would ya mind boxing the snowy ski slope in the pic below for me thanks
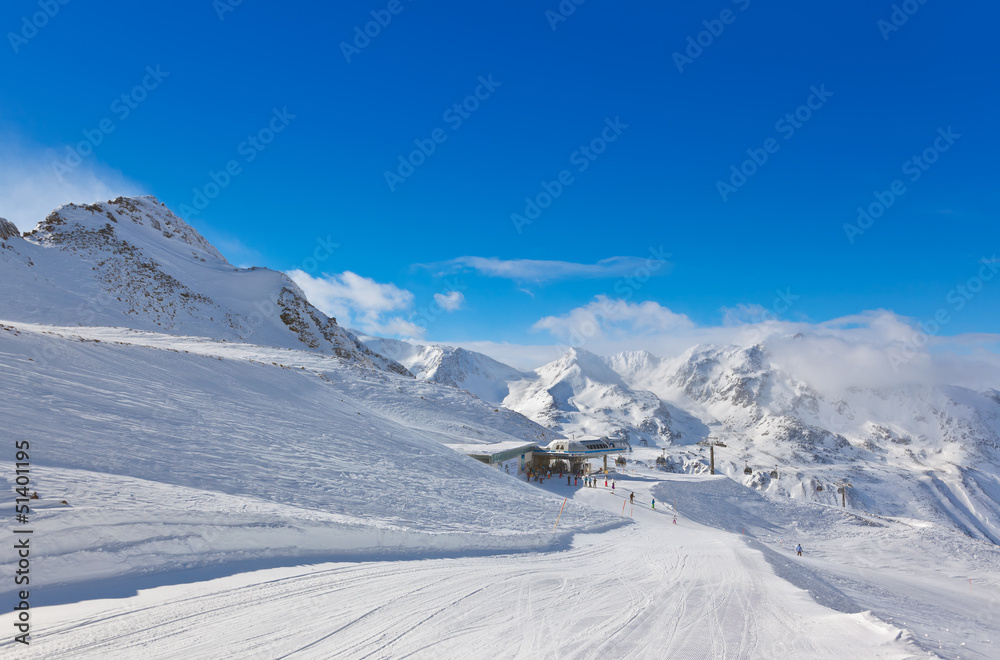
[6,468,979,659]
[0,321,618,598]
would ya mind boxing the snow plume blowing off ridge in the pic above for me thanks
[527,296,1000,396]
[0,134,146,232]
[761,314,1000,396]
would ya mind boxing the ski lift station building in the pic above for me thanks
[531,435,631,474]
[448,435,631,476]
[445,441,536,477]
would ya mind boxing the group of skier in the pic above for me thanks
[581,474,610,488]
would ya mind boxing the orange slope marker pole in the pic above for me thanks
[622,499,627,517]
[553,497,568,531]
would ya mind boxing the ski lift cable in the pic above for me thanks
[692,443,790,479]
[697,442,790,470]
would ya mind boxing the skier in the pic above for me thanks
[629,492,634,504]
[611,481,615,494]
[567,475,571,486]
[796,544,802,557]
[605,477,608,487]
[651,498,655,509]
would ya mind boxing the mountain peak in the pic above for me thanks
[27,196,227,265]
[2,196,410,375]
[605,349,662,380]
[545,346,625,385]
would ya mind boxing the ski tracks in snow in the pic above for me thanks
[7,486,917,659]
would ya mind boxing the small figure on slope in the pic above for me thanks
[796,543,803,557]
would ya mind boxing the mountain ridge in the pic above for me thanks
[1,195,410,375]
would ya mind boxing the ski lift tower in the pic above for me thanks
[835,480,853,508]
[697,438,727,475]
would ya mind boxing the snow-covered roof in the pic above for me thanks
[447,441,537,464]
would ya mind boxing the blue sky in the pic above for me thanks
[1,0,998,364]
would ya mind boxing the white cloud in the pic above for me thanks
[533,296,696,346]
[764,311,1000,393]
[417,253,672,282]
[0,131,145,231]
[433,290,465,312]
[720,303,769,327]
[287,270,424,338]
[524,298,1000,392]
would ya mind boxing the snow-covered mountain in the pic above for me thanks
[362,330,1000,543]
[1,196,409,375]
[363,338,679,447]
[358,334,528,403]
[503,347,675,447]
[615,341,1000,469]
[606,341,1000,542]
[1,196,612,590]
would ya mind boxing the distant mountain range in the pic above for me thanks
[360,333,1000,543]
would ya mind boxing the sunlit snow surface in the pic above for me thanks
[1,325,998,658]
[1,197,998,657]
